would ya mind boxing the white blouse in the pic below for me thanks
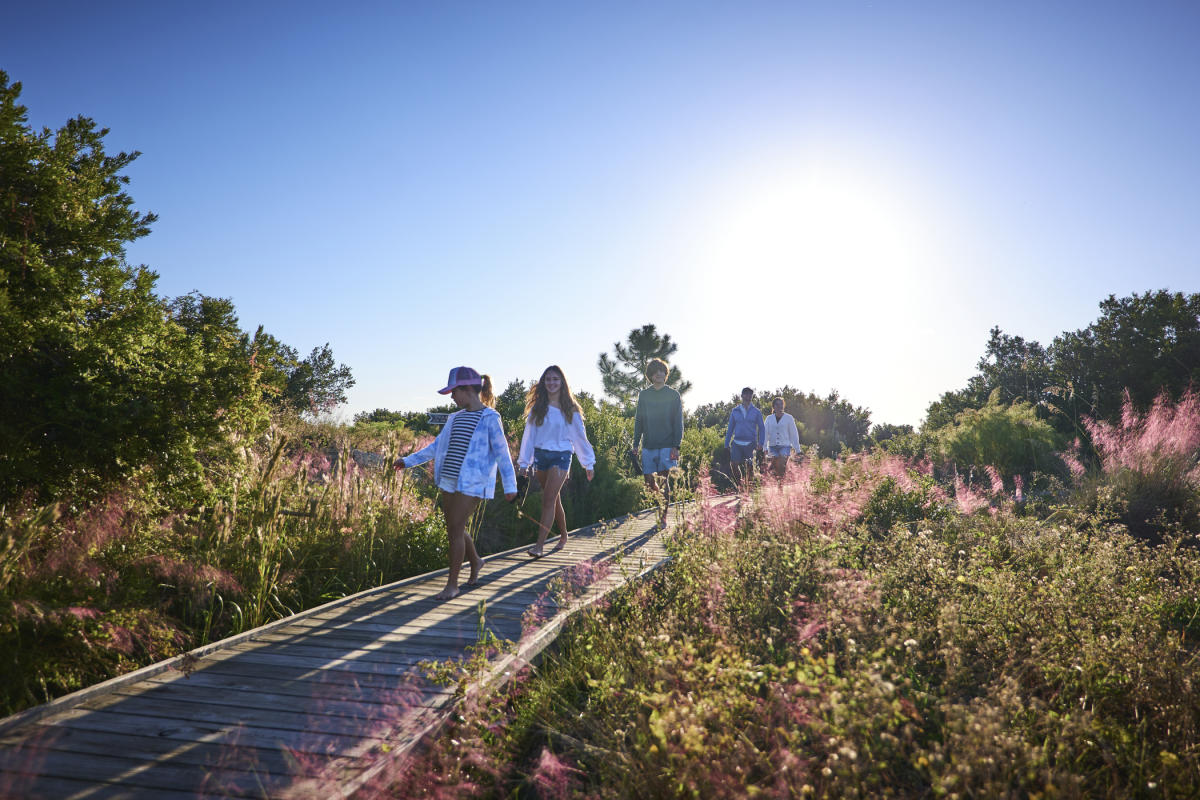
[517,405,597,469]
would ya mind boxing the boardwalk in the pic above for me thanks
[0,507,684,799]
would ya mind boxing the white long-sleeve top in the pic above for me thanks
[517,405,597,469]
[764,411,801,452]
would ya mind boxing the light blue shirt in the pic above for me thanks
[725,404,766,448]
[403,407,517,498]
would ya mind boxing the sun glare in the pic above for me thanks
[697,162,931,303]
[677,155,949,424]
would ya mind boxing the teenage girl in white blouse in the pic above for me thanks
[517,365,596,557]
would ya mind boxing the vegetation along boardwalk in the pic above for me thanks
[0,504,699,799]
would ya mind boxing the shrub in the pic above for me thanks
[936,390,1064,483]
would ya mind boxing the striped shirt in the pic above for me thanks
[440,409,484,491]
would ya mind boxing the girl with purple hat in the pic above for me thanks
[394,366,517,601]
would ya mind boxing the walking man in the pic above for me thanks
[725,387,765,485]
[632,358,683,525]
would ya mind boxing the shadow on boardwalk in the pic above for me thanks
[0,508,677,799]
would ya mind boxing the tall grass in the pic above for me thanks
[385,420,1200,797]
[0,422,448,716]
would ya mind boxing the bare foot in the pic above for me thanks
[550,537,567,552]
[527,548,544,559]
[433,586,460,601]
[466,556,483,585]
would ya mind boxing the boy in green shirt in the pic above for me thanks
[632,358,683,524]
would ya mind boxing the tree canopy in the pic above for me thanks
[923,290,1200,439]
[597,324,692,409]
[0,73,351,505]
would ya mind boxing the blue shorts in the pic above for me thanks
[768,445,793,458]
[641,447,677,475]
[730,442,757,464]
[534,448,572,472]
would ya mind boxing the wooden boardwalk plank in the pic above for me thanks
[0,507,685,799]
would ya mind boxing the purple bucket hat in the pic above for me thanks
[437,366,482,394]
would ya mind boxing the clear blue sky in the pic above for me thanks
[5,1,1198,427]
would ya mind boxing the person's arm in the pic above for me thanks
[488,413,518,496]
[398,423,444,468]
[671,392,683,452]
[788,416,801,452]
[632,394,644,450]
[517,415,536,470]
[569,413,597,477]
[724,408,735,449]
[756,410,766,448]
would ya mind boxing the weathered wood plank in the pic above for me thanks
[0,772,233,800]
[137,668,455,708]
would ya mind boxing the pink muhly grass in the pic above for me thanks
[984,465,1005,496]
[64,605,101,621]
[1058,442,1087,478]
[521,588,556,642]
[700,573,728,636]
[529,747,583,799]
[790,597,825,647]
[144,555,244,600]
[1013,474,1025,503]
[1085,389,1200,478]
[99,620,137,655]
[38,493,136,582]
[953,473,992,515]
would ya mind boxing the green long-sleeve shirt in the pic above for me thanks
[633,385,683,450]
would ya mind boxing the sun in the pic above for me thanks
[691,157,936,306]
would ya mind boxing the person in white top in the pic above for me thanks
[764,396,801,479]
[517,365,596,557]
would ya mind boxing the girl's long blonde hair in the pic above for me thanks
[524,365,581,425]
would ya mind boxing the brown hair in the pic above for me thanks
[646,358,669,380]
[524,365,582,425]
[773,396,785,407]
[463,374,495,408]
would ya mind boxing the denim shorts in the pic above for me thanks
[534,448,572,472]
[641,447,677,475]
[768,445,793,458]
[730,442,757,464]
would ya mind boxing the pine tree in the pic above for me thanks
[597,324,691,408]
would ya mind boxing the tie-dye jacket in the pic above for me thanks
[402,407,517,498]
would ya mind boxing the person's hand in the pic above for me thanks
[669,448,680,460]
[505,491,518,503]
[585,468,594,481]
[393,458,407,472]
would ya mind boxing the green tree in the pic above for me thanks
[0,73,267,504]
[495,378,530,430]
[1049,290,1200,429]
[597,324,692,409]
[936,391,1062,481]
[923,327,1053,431]
[282,343,354,414]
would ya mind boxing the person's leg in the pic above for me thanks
[730,444,748,487]
[531,467,569,555]
[438,492,481,600]
[657,468,672,524]
[552,493,568,550]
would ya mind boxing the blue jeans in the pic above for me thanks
[534,448,572,472]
